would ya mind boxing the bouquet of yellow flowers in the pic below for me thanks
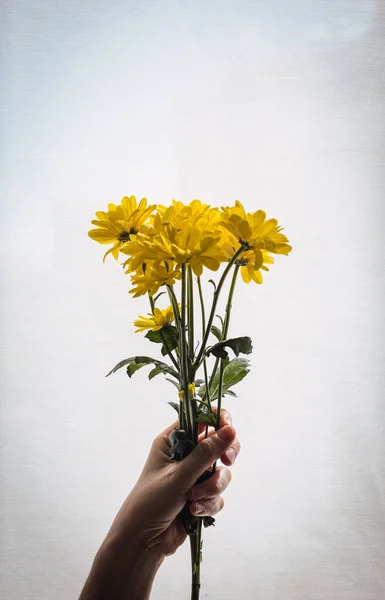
[89,196,291,599]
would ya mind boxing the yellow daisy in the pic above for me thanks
[129,261,182,298]
[133,305,176,333]
[88,196,156,261]
[237,249,275,284]
[220,200,292,256]
[122,200,227,276]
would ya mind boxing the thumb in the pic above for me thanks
[174,425,236,489]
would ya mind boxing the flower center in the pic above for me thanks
[236,257,249,266]
[238,238,251,250]
[119,227,137,242]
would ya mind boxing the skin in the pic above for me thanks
[79,408,241,600]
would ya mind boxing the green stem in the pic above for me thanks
[187,266,195,364]
[222,264,240,339]
[216,360,226,428]
[189,520,203,600]
[187,267,198,443]
[207,263,241,393]
[211,360,225,476]
[166,284,184,429]
[194,245,246,369]
[166,284,181,328]
[149,295,179,371]
[212,264,240,474]
[181,264,194,438]
[197,276,213,438]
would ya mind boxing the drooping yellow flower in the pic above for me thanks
[220,201,292,256]
[218,201,292,284]
[129,261,182,298]
[121,200,227,276]
[237,249,275,284]
[133,304,176,333]
[88,196,156,261]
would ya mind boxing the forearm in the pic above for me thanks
[79,536,164,600]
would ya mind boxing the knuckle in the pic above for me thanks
[212,478,222,496]
[210,497,224,515]
[221,408,231,421]
[198,437,215,460]
[151,435,160,450]
[225,468,232,485]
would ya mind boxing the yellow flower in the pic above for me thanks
[122,200,227,276]
[129,261,182,298]
[218,201,292,284]
[237,249,275,284]
[88,196,156,261]
[220,201,292,256]
[133,304,176,333]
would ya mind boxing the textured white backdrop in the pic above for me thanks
[1,1,385,599]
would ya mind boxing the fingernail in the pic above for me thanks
[226,448,236,464]
[218,425,234,441]
[194,503,205,515]
[225,414,232,425]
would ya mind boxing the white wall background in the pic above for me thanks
[1,1,384,599]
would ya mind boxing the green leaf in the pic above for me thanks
[203,516,215,528]
[224,389,237,397]
[194,379,204,387]
[168,401,180,414]
[196,412,217,427]
[166,377,180,390]
[145,325,179,355]
[197,357,250,401]
[148,366,166,380]
[106,356,180,381]
[127,362,148,378]
[210,325,223,341]
[216,314,224,329]
[206,336,253,359]
[220,357,250,390]
[169,429,194,460]
[106,358,136,377]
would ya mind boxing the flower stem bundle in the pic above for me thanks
[89,196,292,599]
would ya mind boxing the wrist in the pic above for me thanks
[80,533,164,600]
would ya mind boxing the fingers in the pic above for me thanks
[188,466,231,517]
[152,409,240,475]
[190,496,225,517]
[188,466,231,502]
[220,436,241,466]
[173,425,237,490]
[197,433,240,466]
[198,409,241,466]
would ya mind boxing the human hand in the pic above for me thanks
[105,407,241,558]
[79,408,240,600]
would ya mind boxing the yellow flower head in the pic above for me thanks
[129,261,182,298]
[237,249,275,284]
[88,196,156,261]
[122,200,227,276]
[133,304,176,333]
[220,201,292,256]
[219,201,292,284]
